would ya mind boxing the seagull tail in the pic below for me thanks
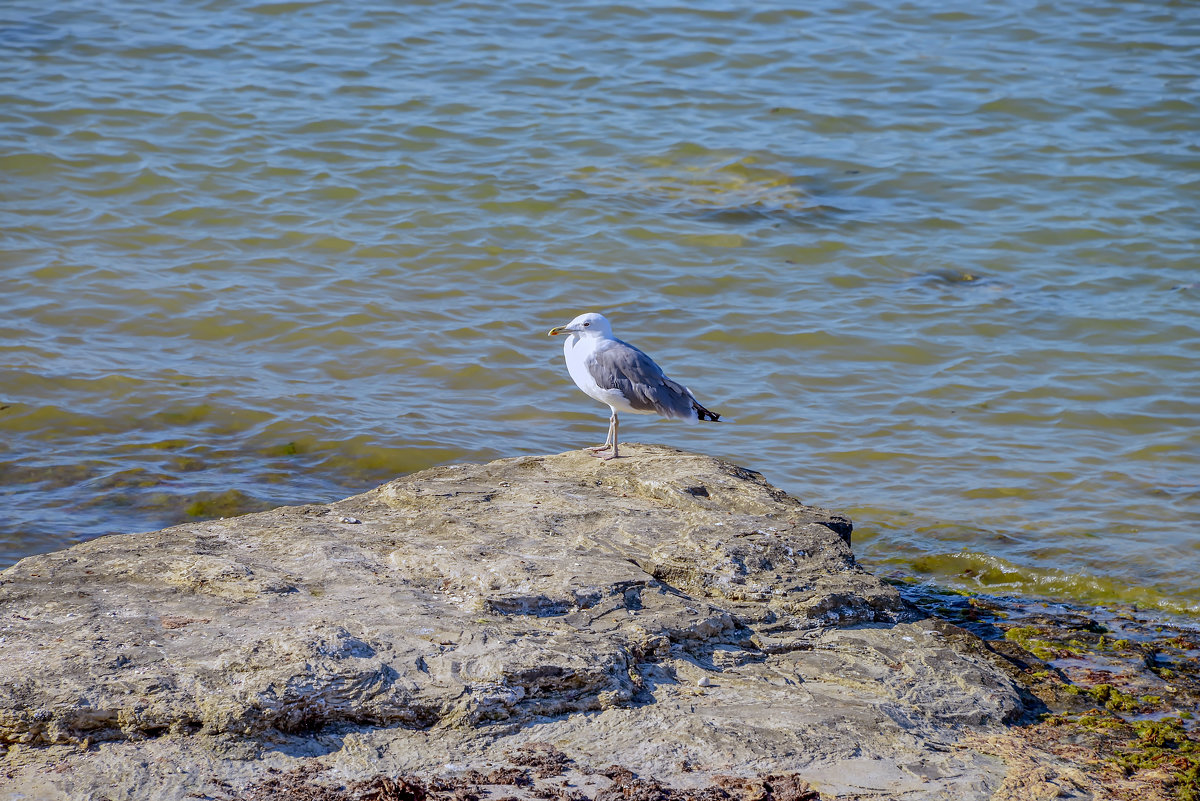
[693,402,721,423]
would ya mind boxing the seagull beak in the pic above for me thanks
[548,325,569,336]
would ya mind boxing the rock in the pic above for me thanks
[0,445,1031,800]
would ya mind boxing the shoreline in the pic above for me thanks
[896,581,1200,801]
[6,497,1199,628]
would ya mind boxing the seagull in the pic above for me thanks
[547,312,720,460]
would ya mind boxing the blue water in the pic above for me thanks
[1,0,1198,616]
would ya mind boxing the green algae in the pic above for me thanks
[1040,712,1199,799]
[901,585,1200,800]
[1119,717,1200,801]
[1003,625,1071,661]
[184,489,271,518]
[1089,683,1156,714]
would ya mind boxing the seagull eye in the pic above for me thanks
[583,322,590,326]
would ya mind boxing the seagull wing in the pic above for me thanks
[587,339,697,420]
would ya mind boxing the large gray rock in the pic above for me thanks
[0,445,1034,800]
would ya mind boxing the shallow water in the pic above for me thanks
[2,0,1198,617]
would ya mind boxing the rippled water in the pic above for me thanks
[2,0,1198,617]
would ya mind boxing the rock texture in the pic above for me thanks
[1,445,1035,800]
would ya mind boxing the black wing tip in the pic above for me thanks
[694,404,721,422]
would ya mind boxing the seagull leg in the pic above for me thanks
[600,413,620,461]
[588,412,619,455]
[585,417,614,453]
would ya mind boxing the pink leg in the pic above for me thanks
[588,412,618,458]
[598,413,620,461]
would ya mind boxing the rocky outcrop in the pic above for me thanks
[1,445,1035,800]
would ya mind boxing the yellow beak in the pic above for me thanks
[548,325,569,336]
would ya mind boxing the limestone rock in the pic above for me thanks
[0,445,1031,800]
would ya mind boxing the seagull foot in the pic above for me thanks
[586,445,612,454]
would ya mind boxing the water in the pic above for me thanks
[2,0,1198,618]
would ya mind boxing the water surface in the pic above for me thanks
[2,0,1198,617]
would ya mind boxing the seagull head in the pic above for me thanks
[548,312,612,338]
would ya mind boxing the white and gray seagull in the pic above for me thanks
[547,312,720,460]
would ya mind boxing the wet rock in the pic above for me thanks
[0,445,1030,799]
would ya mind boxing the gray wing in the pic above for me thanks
[587,339,696,419]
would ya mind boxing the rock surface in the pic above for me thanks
[1,445,1038,800]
